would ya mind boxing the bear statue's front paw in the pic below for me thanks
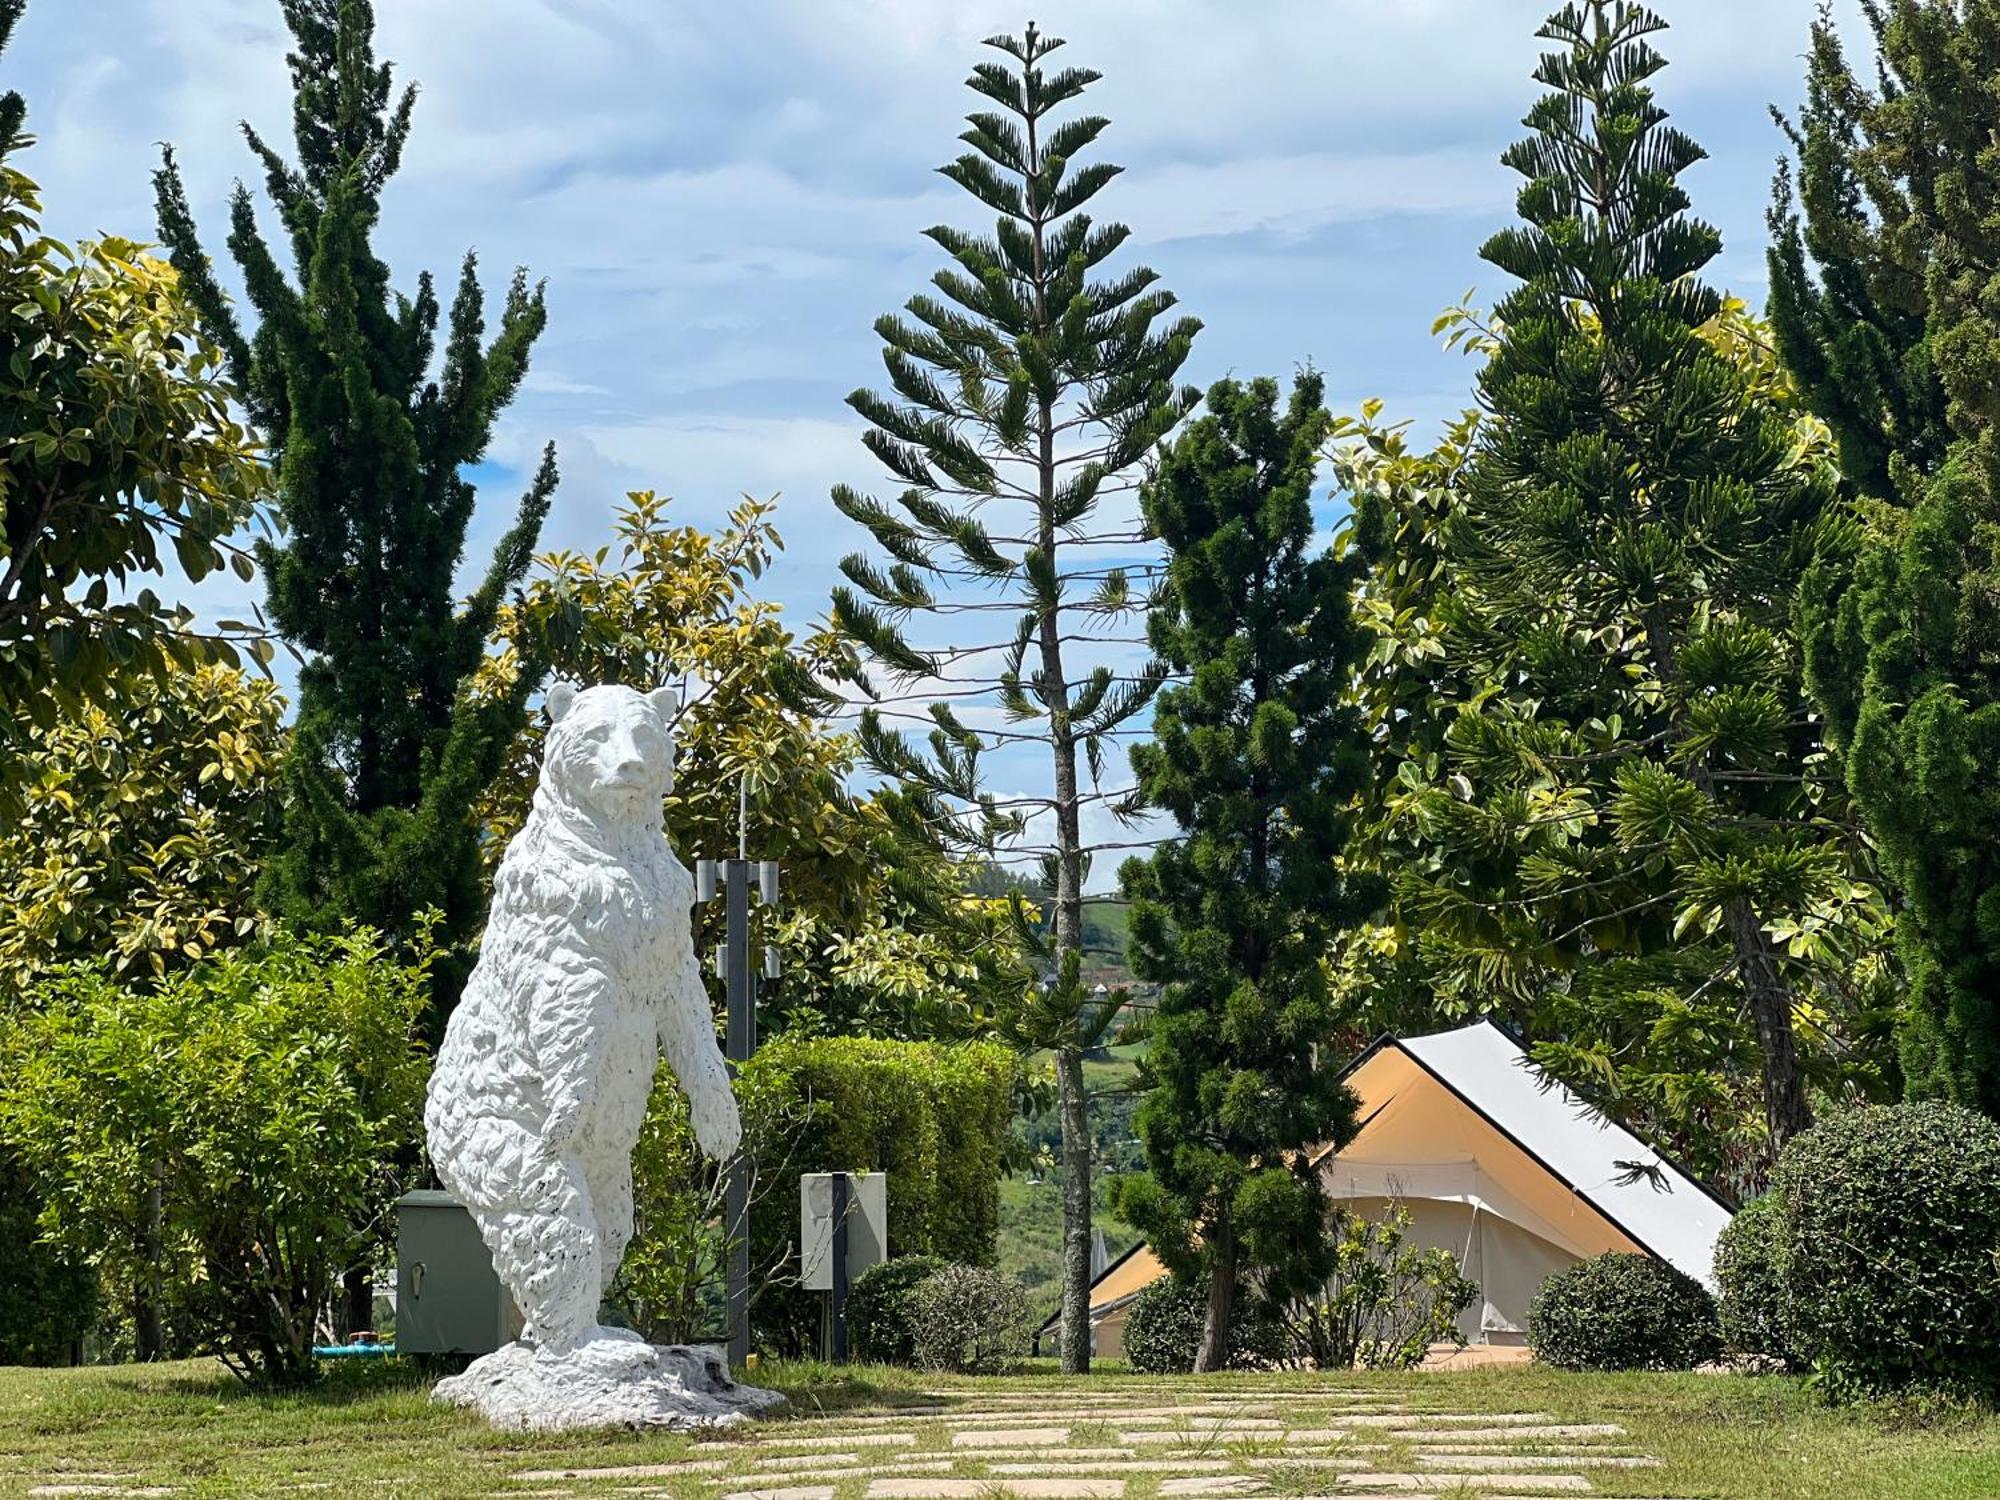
[693,1095,742,1162]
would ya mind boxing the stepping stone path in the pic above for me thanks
[503,1383,1690,1500]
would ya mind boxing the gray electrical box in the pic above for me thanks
[800,1171,888,1290]
[394,1190,522,1355]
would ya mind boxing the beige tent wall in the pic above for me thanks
[1067,1038,1659,1355]
[1330,1193,1577,1342]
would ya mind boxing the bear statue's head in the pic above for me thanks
[540,681,680,824]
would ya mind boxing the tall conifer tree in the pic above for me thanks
[832,23,1200,1373]
[1778,1,2000,1116]
[1405,1,1854,1162]
[1116,373,1379,1371]
[154,0,556,1003]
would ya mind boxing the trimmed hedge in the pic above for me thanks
[745,1037,1018,1355]
[1713,1193,1797,1369]
[1770,1101,2000,1398]
[848,1254,946,1366]
[1527,1253,1721,1372]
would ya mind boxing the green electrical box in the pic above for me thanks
[394,1190,522,1355]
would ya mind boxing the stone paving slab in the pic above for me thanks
[1157,1478,1267,1496]
[896,1449,1140,1462]
[719,1465,954,1486]
[718,1488,837,1500]
[1414,1452,1660,1470]
[1390,1424,1624,1442]
[1335,1477,1591,1493]
[518,1464,707,1482]
[952,1427,1072,1447]
[1335,1413,1549,1429]
[989,1460,1239,1475]
[1119,1422,1291,1440]
[865,1481,1128,1499]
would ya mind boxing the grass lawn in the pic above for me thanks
[2,1358,1998,1499]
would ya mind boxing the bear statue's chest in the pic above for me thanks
[583,849,691,984]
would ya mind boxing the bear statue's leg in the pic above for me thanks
[585,1149,636,1298]
[444,1116,604,1357]
[503,1152,604,1355]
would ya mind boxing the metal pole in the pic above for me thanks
[724,855,754,1369]
[831,1171,850,1364]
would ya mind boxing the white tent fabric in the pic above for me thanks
[1395,1021,1732,1287]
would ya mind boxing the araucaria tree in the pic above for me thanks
[830,24,1200,1373]
[153,0,556,1001]
[1116,373,1380,1373]
[1405,2,1854,1163]
[1776,1,2000,1117]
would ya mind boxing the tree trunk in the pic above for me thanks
[1195,1213,1236,1373]
[339,1264,374,1339]
[1055,1042,1093,1374]
[134,1173,164,1362]
[1723,895,1812,1149]
[1643,603,1813,1153]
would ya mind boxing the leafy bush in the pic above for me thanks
[1713,1194,1798,1369]
[612,1064,802,1346]
[905,1264,1032,1374]
[848,1254,947,1366]
[1123,1275,1207,1374]
[1770,1101,2000,1399]
[0,1154,94,1365]
[1268,1204,1478,1370]
[1121,1273,1284,1373]
[0,928,431,1386]
[737,1037,1018,1355]
[1527,1253,1721,1372]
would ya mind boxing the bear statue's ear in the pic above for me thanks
[545,681,579,724]
[648,684,680,722]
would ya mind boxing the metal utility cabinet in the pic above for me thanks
[394,1190,522,1355]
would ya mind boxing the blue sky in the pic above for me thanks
[16,1,1860,887]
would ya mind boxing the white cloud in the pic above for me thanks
[10,0,1856,847]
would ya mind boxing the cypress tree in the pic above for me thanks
[1116,372,1379,1372]
[1407,1,1854,1162]
[153,0,556,1003]
[1766,7,1948,501]
[1781,1,2000,1116]
[831,23,1200,1373]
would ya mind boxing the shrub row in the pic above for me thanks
[1718,1101,2000,1399]
[849,1257,1032,1372]
[1525,1099,2000,1399]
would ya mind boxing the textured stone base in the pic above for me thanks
[432,1327,786,1432]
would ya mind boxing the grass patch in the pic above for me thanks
[0,1359,1995,1498]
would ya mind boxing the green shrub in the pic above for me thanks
[0,1153,94,1365]
[905,1264,1032,1373]
[1713,1194,1798,1369]
[1267,1204,1478,1370]
[741,1037,1018,1355]
[1122,1275,1206,1374]
[612,1063,803,1346]
[1527,1253,1721,1372]
[848,1254,947,1366]
[1120,1273,1284,1373]
[0,928,431,1386]
[1771,1101,2000,1398]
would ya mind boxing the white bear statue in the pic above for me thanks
[423,681,782,1431]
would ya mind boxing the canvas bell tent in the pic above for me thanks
[1050,1020,1734,1359]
